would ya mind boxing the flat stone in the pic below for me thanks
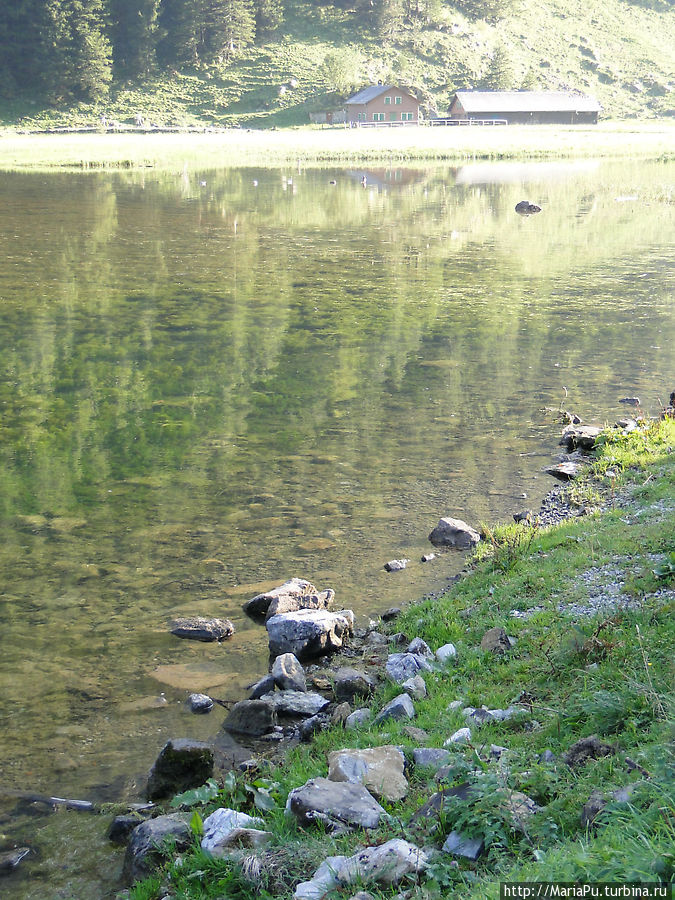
[373,693,415,725]
[272,653,307,692]
[170,616,234,642]
[384,559,408,572]
[266,589,335,622]
[286,777,387,830]
[545,461,582,480]
[480,627,513,654]
[328,746,408,802]
[442,830,484,860]
[259,691,330,717]
[560,425,602,451]
[223,699,277,736]
[201,807,265,855]
[428,516,481,549]
[146,739,214,801]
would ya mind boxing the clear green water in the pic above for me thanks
[0,159,673,896]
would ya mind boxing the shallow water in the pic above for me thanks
[0,158,673,896]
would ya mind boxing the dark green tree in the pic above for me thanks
[254,0,283,41]
[109,0,159,75]
[199,0,255,62]
[481,41,515,89]
[49,0,113,101]
[156,0,200,66]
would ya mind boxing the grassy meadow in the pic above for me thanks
[118,417,675,900]
[0,121,674,171]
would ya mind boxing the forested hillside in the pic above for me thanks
[0,0,672,127]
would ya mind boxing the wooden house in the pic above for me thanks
[345,85,420,126]
[448,91,602,124]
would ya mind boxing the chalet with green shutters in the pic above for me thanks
[345,85,419,125]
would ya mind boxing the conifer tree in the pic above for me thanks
[109,0,159,75]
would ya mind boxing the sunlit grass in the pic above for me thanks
[0,122,673,171]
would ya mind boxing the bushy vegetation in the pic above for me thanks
[124,418,675,900]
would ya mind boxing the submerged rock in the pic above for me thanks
[146,738,214,801]
[170,616,234,642]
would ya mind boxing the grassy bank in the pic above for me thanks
[123,416,675,900]
[0,122,674,172]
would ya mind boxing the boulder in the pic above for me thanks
[123,813,192,882]
[248,673,276,699]
[406,637,433,658]
[243,578,316,620]
[445,727,471,745]
[337,839,428,886]
[272,653,307,692]
[259,691,330,717]
[266,589,335,622]
[332,667,376,702]
[328,746,408,802]
[385,652,432,684]
[146,739,214,801]
[373,693,415,725]
[346,708,372,729]
[545,461,582,480]
[0,847,30,873]
[412,747,452,771]
[170,616,234,642]
[223,699,277,736]
[442,831,484,860]
[286,777,387,830]
[267,609,353,660]
[384,559,408,572]
[428,517,480,549]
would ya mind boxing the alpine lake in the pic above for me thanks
[0,156,673,897]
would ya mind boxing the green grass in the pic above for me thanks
[0,121,674,172]
[124,418,675,900]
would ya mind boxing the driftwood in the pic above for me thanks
[0,788,95,812]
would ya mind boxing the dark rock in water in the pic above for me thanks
[513,510,533,523]
[560,424,602,451]
[564,735,616,769]
[123,813,192,883]
[248,674,276,700]
[108,814,144,845]
[170,616,234,642]
[242,578,316,620]
[146,738,214,801]
[0,847,30,873]
[223,699,277,736]
[515,200,542,216]
[429,516,480,549]
[619,396,640,406]
[187,693,214,714]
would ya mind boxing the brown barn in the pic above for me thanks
[448,91,602,124]
[345,85,420,125]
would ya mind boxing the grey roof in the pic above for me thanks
[346,84,416,105]
[452,91,602,113]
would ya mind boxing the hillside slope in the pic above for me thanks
[4,0,673,129]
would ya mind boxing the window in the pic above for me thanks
[384,96,391,105]
[395,96,402,105]
[401,112,414,121]
[373,112,385,121]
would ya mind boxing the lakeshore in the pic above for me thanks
[0,122,674,171]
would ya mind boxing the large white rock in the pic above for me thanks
[201,808,264,854]
[337,839,428,886]
[327,746,408,802]
[267,609,353,660]
[294,855,348,900]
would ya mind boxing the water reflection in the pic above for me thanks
[0,160,672,821]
